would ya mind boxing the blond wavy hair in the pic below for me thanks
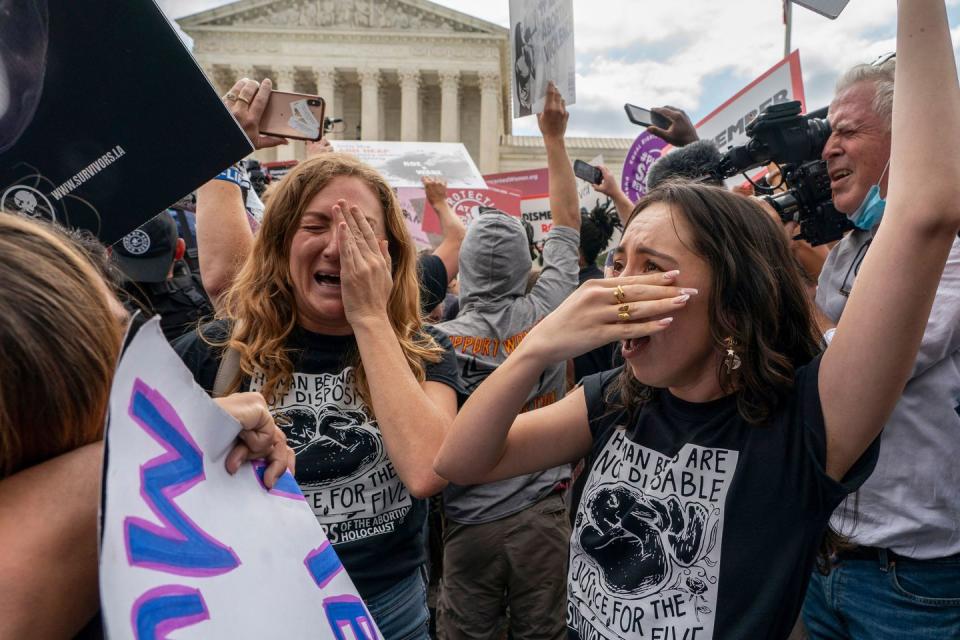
[0,214,123,477]
[216,153,442,410]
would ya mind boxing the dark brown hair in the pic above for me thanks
[0,214,123,477]
[610,179,822,423]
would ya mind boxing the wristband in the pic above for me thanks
[213,164,250,190]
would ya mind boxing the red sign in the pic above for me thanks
[422,184,522,233]
[483,168,549,198]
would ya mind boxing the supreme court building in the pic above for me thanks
[178,0,632,176]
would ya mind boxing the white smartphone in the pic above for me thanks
[790,0,850,20]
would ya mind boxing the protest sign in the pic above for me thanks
[395,187,433,249]
[0,0,252,244]
[621,133,668,202]
[486,167,553,243]
[695,51,806,152]
[422,185,523,234]
[485,167,549,199]
[99,318,379,639]
[330,140,486,189]
[509,0,576,117]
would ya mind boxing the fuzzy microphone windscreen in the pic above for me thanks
[646,140,723,191]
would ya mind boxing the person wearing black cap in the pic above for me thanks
[113,211,213,343]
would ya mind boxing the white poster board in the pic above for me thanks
[99,318,379,639]
[329,140,486,189]
[395,187,433,250]
[509,0,576,117]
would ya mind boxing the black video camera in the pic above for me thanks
[712,100,852,246]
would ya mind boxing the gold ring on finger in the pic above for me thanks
[236,96,251,105]
[617,311,631,322]
[613,285,626,304]
[224,92,238,101]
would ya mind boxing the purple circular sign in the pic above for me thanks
[621,132,667,202]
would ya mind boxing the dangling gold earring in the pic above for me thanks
[723,337,741,374]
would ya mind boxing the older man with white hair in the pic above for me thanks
[802,53,960,638]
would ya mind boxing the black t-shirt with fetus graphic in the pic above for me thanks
[567,356,880,640]
[173,321,460,600]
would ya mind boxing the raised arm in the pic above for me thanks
[423,176,465,282]
[196,178,252,304]
[648,106,699,147]
[435,273,689,483]
[539,82,581,232]
[336,203,456,498]
[199,78,287,303]
[819,0,960,480]
[594,165,635,226]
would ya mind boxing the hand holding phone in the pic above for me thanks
[222,77,288,150]
[574,159,603,185]
[259,91,326,141]
[624,104,671,129]
[626,104,699,147]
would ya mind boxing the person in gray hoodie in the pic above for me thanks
[434,82,581,640]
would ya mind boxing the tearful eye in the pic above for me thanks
[643,260,662,273]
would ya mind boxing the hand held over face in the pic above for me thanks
[334,200,393,327]
[518,271,696,365]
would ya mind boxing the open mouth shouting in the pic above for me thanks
[314,271,341,288]
[621,336,650,359]
[829,168,852,189]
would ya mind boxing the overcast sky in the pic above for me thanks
[159,0,960,139]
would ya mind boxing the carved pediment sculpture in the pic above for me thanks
[182,0,499,34]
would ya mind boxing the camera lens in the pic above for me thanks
[309,99,320,106]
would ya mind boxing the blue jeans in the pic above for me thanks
[803,548,960,639]
[365,566,430,640]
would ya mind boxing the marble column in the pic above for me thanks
[202,65,223,94]
[399,69,421,142]
[358,68,381,141]
[439,71,461,143]
[273,67,297,161]
[479,72,501,173]
[233,65,258,83]
[313,68,338,139]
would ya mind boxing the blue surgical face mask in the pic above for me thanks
[849,161,890,231]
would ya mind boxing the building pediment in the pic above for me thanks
[178,0,507,35]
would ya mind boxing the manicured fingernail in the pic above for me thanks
[673,294,690,304]
[658,317,674,326]
[679,288,699,296]
[663,270,680,280]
